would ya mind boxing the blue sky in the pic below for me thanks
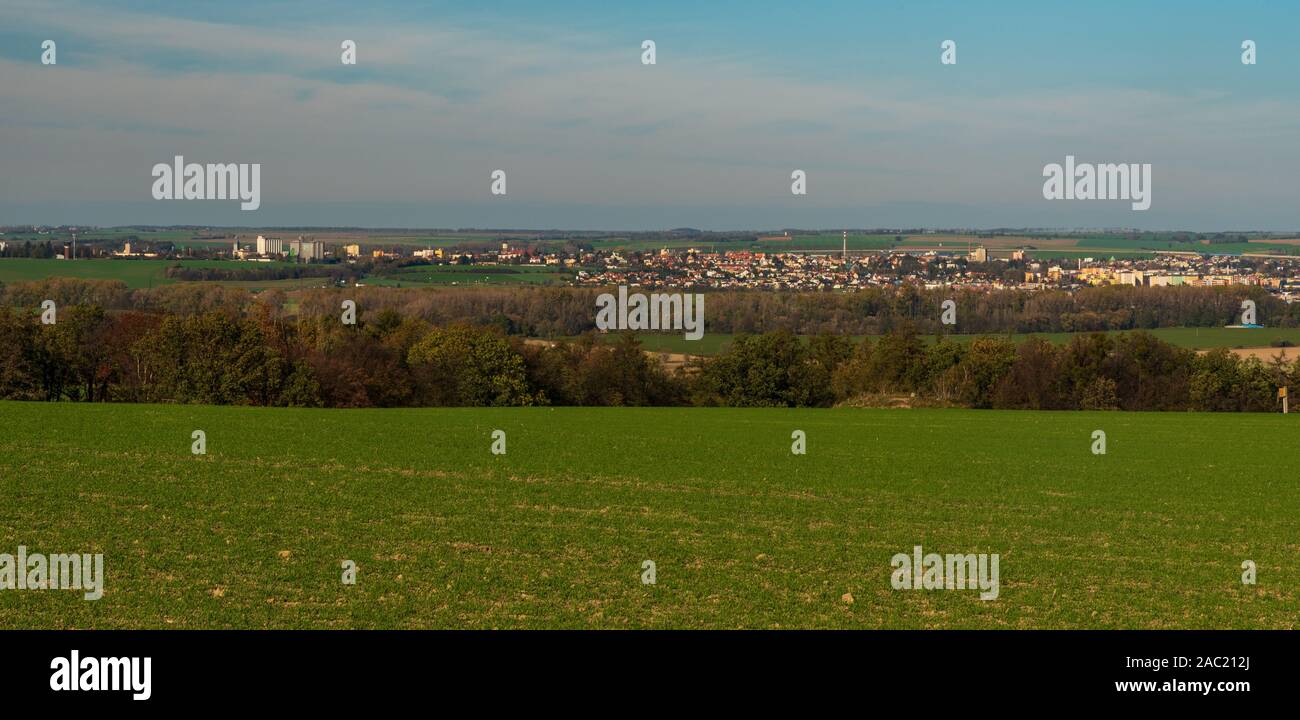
[1,0,1297,230]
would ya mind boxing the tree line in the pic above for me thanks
[6,279,1298,338]
[1,302,1294,412]
[713,327,1295,412]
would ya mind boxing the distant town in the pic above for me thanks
[2,226,1298,301]
[573,246,1299,300]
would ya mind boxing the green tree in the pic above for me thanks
[699,331,831,407]
[947,337,1017,408]
[408,325,536,406]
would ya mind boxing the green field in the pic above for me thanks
[621,326,1300,356]
[0,258,180,289]
[0,258,309,290]
[1,402,1295,629]
[0,257,571,290]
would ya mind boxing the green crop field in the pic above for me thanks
[0,258,308,290]
[0,258,180,289]
[1,402,1294,629]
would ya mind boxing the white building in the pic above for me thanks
[256,235,283,256]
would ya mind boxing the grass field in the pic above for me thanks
[0,258,308,290]
[0,256,564,290]
[0,402,1295,629]
[0,258,180,289]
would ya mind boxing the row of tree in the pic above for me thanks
[0,304,679,408]
[292,284,1300,336]
[1,303,1295,412]
[6,279,1299,338]
[706,328,1294,412]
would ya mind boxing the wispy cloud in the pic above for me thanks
[2,0,1298,229]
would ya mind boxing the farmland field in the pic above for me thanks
[0,402,1295,629]
[0,258,181,289]
[0,258,308,290]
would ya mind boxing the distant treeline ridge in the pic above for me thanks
[3,278,1297,337]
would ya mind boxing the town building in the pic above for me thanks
[256,235,283,256]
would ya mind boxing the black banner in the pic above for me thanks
[0,630,1284,708]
